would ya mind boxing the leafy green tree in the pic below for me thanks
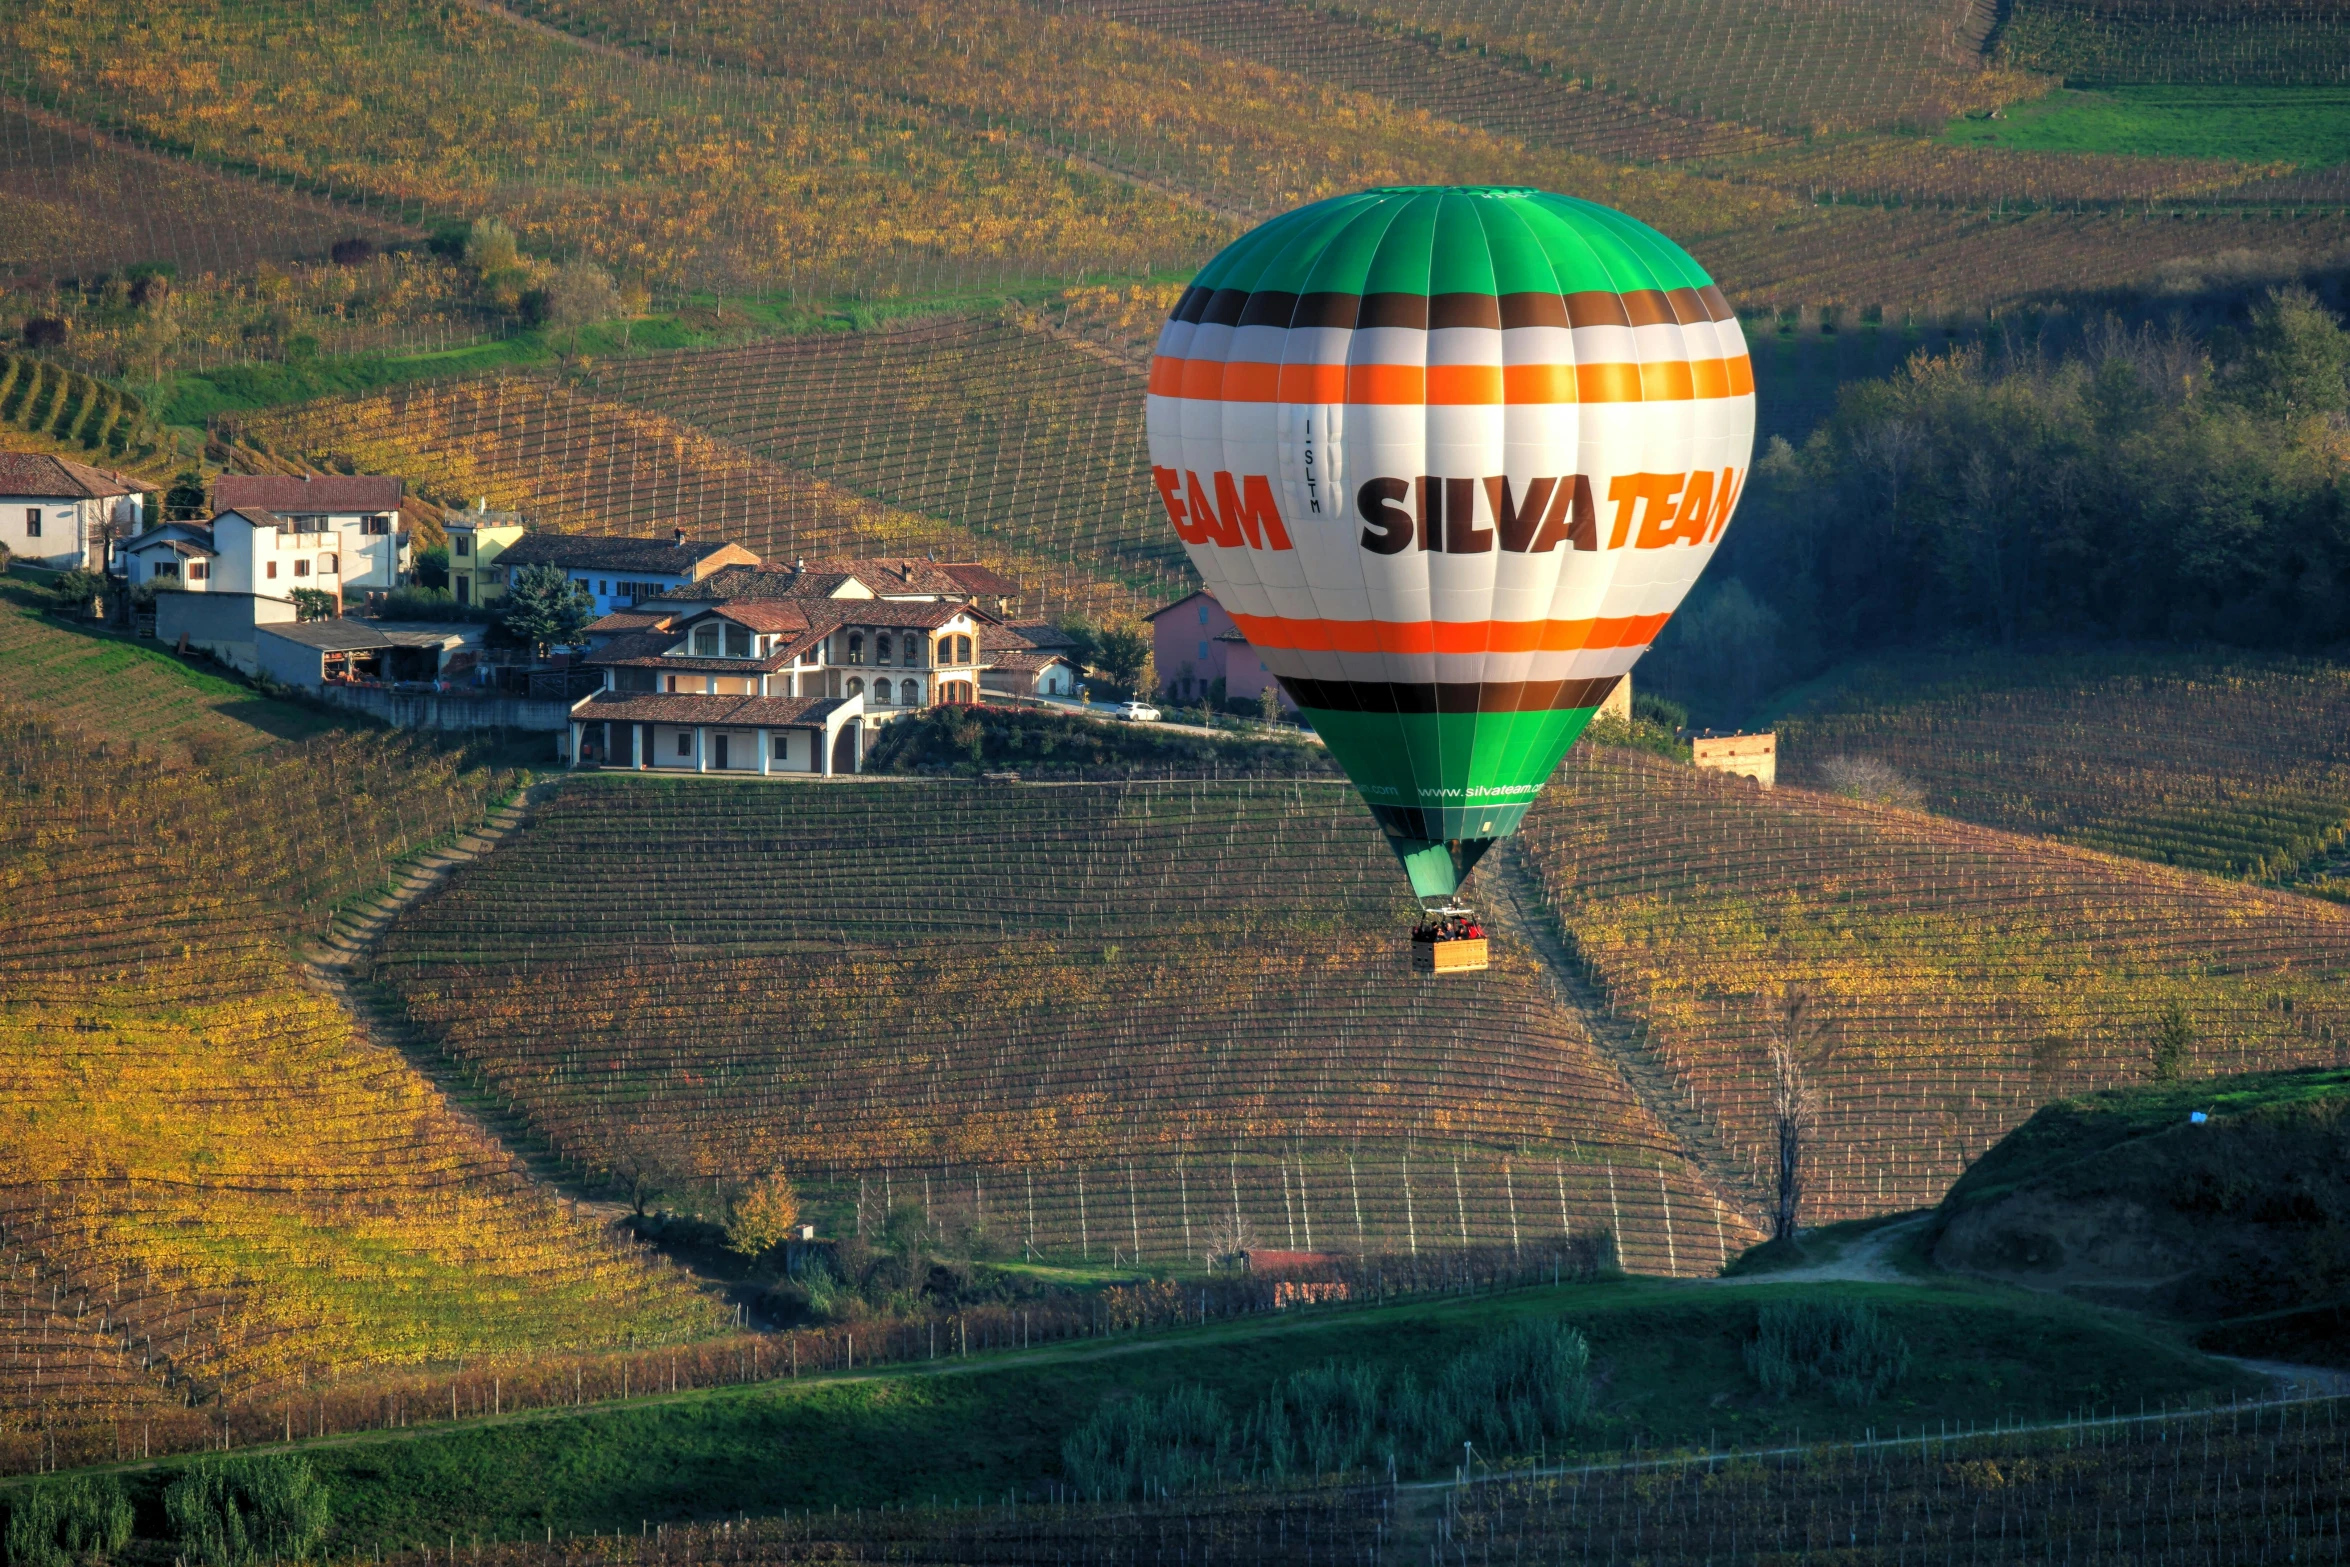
[163,469,208,522]
[3,1475,133,1567]
[1092,620,1151,692]
[2235,286,2350,420]
[2150,1000,2195,1082]
[48,568,106,616]
[163,1457,329,1567]
[413,544,449,590]
[287,587,337,622]
[495,563,594,655]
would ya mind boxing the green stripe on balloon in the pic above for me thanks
[1297,703,1603,897]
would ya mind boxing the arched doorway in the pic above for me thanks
[940,680,974,705]
[831,726,858,774]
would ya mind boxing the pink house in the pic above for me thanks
[1146,589,1295,712]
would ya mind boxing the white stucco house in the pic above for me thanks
[0,452,156,571]
[209,474,411,593]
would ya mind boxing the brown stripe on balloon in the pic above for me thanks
[1499,293,1571,330]
[1356,293,1431,330]
[1698,283,1735,322]
[1666,287,1709,325]
[1562,291,1633,329]
[1427,293,1503,331]
[1237,290,1300,329]
[1293,292,1363,329]
[1282,676,1625,714]
[1201,288,1252,327]
[1618,289,1679,327]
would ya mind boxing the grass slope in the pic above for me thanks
[1945,85,2350,167]
[14,1274,2254,1552]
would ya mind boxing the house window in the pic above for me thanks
[23,509,39,538]
[266,561,279,579]
[188,561,208,581]
[847,632,864,665]
[772,733,789,762]
[900,679,919,705]
[453,535,472,557]
[598,580,609,596]
[320,554,338,574]
[725,624,751,657]
[876,633,893,665]
[677,731,692,757]
[847,677,864,697]
[953,635,972,664]
[294,559,311,577]
[1198,605,1208,625]
[693,624,721,655]
[908,637,925,667]
[152,560,179,579]
[363,515,391,536]
[1199,641,1210,661]
[871,680,891,707]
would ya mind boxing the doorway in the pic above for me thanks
[715,733,731,770]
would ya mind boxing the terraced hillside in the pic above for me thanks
[1516,747,2350,1222]
[589,316,1186,604]
[0,603,719,1472]
[222,371,1155,618]
[372,776,1760,1277]
[1774,647,2350,883]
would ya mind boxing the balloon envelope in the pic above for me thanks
[1146,186,1755,899]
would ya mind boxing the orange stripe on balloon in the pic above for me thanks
[1145,356,1755,406]
[1227,612,1671,655]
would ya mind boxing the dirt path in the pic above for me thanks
[297,778,626,1213]
[1716,1214,1935,1285]
[1483,842,1771,1230]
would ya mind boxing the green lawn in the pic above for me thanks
[17,1272,2252,1553]
[1944,85,2350,167]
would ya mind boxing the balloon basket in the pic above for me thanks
[1411,938,1489,975]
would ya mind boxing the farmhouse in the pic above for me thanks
[119,522,217,587]
[209,474,409,592]
[1146,588,1293,712]
[565,691,864,776]
[0,452,156,571]
[494,528,758,616]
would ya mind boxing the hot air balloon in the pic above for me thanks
[1146,186,1754,949]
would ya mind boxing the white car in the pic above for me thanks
[1112,701,1161,722]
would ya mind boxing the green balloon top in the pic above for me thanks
[1176,186,1725,318]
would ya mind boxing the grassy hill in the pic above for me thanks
[0,598,721,1472]
[1772,646,2350,885]
[1934,1066,2350,1357]
[1513,744,2350,1224]
[369,773,1756,1277]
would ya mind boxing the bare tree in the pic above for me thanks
[1768,986,1833,1243]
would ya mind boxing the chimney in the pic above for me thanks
[794,558,805,573]
[673,527,688,547]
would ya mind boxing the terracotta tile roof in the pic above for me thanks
[1004,621,1079,650]
[570,691,850,726]
[938,562,1021,597]
[581,629,795,674]
[582,608,673,637]
[498,532,755,574]
[0,452,159,499]
[213,473,401,513]
[1145,588,1219,622]
[985,647,1078,673]
[710,601,814,634]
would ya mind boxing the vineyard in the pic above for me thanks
[1515,747,2350,1222]
[217,371,1153,618]
[1998,0,2350,86]
[1775,646,2350,883]
[0,602,726,1467]
[1451,1396,2350,1564]
[0,94,413,283]
[370,775,1760,1277]
[1,0,1227,298]
[589,315,1187,605]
